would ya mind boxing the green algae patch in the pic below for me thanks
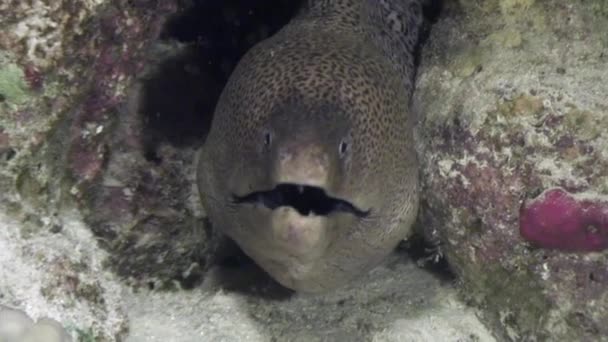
[499,0,535,16]
[449,47,486,78]
[563,108,607,141]
[0,63,30,107]
[15,167,49,210]
[485,29,523,48]
[590,0,608,18]
[496,94,545,118]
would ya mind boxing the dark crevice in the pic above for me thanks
[232,183,370,218]
[399,234,454,282]
[139,46,221,150]
[139,1,304,155]
[422,0,445,25]
[415,0,445,69]
[403,200,454,282]
[162,1,304,52]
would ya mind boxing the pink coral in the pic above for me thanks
[519,188,608,251]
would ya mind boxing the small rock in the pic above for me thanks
[0,306,72,342]
[21,318,72,342]
[0,305,34,340]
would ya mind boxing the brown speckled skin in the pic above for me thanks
[197,0,423,292]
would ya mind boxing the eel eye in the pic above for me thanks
[263,131,272,149]
[339,140,348,157]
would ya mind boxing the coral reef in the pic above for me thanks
[415,0,608,340]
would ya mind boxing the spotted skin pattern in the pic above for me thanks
[197,0,424,292]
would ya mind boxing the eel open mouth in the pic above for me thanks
[232,183,369,218]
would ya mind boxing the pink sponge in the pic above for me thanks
[519,188,608,252]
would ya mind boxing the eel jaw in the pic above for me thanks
[229,183,370,288]
[231,183,370,218]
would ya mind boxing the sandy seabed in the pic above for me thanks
[0,209,495,341]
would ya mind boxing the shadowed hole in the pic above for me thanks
[139,0,304,157]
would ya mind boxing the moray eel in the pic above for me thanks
[197,0,424,292]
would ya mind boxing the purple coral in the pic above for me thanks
[519,188,608,251]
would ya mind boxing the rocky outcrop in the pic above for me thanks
[415,1,608,340]
[0,0,184,339]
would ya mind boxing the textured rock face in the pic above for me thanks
[415,0,608,340]
[0,0,197,290]
[0,0,192,339]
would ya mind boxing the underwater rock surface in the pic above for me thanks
[1,0,606,340]
[415,0,608,340]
